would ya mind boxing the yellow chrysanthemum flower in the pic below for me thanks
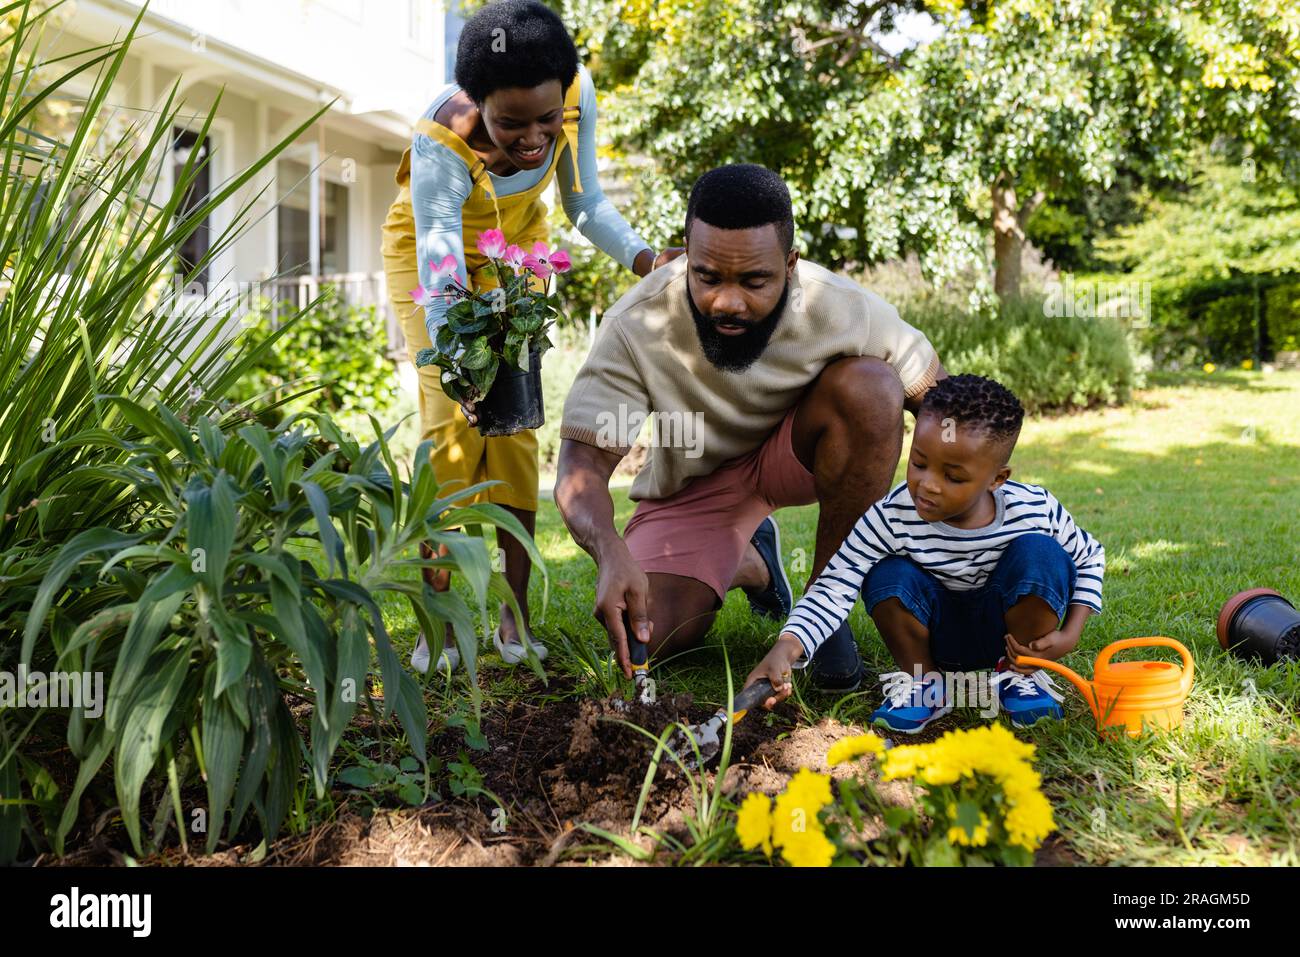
[784,767,833,808]
[779,827,837,867]
[826,733,885,766]
[735,792,773,857]
[873,724,1056,852]
[771,775,829,844]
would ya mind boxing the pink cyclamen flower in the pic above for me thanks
[503,243,527,276]
[529,240,571,275]
[520,253,551,281]
[476,228,508,260]
[410,255,464,305]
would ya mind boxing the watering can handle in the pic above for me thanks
[1096,636,1194,697]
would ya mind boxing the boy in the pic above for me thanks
[744,374,1105,731]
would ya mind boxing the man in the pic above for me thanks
[554,164,946,690]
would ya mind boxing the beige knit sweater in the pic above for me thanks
[560,256,941,501]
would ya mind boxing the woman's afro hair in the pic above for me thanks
[454,0,579,104]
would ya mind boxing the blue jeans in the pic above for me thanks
[861,534,1077,671]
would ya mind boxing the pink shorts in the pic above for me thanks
[623,408,817,601]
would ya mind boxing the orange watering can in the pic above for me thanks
[1015,637,1194,739]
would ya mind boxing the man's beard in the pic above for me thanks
[687,279,789,373]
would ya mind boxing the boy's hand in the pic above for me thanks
[1005,630,1077,674]
[744,634,805,710]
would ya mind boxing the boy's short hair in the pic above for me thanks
[920,374,1024,459]
[454,0,579,105]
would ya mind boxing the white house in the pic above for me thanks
[54,0,466,360]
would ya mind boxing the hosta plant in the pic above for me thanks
[7,400,545,860]
[411,228,569,404]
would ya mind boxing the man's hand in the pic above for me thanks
[1005,629,1077,675]
[594,544,652,679]
[743,634,805,710]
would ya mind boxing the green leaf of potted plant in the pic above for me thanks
[411,229,568,436]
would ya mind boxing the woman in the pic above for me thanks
[381,0,680,672]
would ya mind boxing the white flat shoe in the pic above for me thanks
[493,627,547,665]
[410,634,460,674]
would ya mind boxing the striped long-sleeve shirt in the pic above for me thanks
[782,481,1105,662]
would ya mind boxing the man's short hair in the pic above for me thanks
[685,164,795,252]
[454,0,579,104]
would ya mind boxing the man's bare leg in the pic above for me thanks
[791,356,905,584]
[637,357,905,665]
[642,572,723,660]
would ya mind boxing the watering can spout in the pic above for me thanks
[1013,656,1099,722]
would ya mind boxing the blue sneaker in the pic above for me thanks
[810,621,866,692]
[743,516,793,621]
[870,672,953,734]
[991,662,1065,727]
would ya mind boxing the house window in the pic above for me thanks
[172,128,212,287]
[276,158,350,276]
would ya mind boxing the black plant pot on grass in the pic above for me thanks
[1217,588,1300,665]
[474,346,544,437]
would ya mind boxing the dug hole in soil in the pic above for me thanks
[268,683,914,866]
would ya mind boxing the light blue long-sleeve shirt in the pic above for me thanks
[408,64,649,339]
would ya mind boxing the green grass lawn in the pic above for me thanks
[386,369,1300,865]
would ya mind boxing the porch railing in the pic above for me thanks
[260,271,406,359]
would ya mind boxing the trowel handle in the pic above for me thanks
[730,678,777,720]
[624,612,648,670]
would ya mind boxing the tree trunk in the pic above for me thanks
[991,173,1044,302]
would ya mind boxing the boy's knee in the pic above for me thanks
[864,556,930,595]
[995,534,1075,616]
[998,533,1070,577]
[863,557,938,623]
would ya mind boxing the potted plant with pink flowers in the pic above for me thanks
[412,228,570,436]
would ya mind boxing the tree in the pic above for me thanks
[550,0,1300,301]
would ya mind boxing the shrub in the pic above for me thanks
[228,290,398,419]
[902,296,1139,412]
[1091,158,1300,364]
[0,6,545,863]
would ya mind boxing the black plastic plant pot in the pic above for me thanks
[1217,588,1300,665]
[474,348,544,438]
